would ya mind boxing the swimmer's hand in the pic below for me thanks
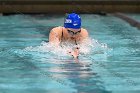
[67,47,80,59]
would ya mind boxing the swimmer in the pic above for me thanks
[49,13,89,59]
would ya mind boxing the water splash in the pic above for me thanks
[23,38,110,59]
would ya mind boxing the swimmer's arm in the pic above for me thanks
[68,47,80,59]
[49,30,60,46]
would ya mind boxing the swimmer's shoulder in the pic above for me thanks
[49,26,64,37]
[49,26,64,42]
[50,26,63,33]
[81,28,88,37]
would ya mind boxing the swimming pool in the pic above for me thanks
[0,14,140,93]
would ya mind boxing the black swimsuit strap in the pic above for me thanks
[61,27,63,41]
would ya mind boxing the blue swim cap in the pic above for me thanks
[64,13,81,29]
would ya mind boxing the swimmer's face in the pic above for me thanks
[67,28,81,36]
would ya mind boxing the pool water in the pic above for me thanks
[0,14,140,93]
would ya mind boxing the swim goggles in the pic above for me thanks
[67,29,81,35]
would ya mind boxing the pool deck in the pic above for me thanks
[0,0,140,14]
